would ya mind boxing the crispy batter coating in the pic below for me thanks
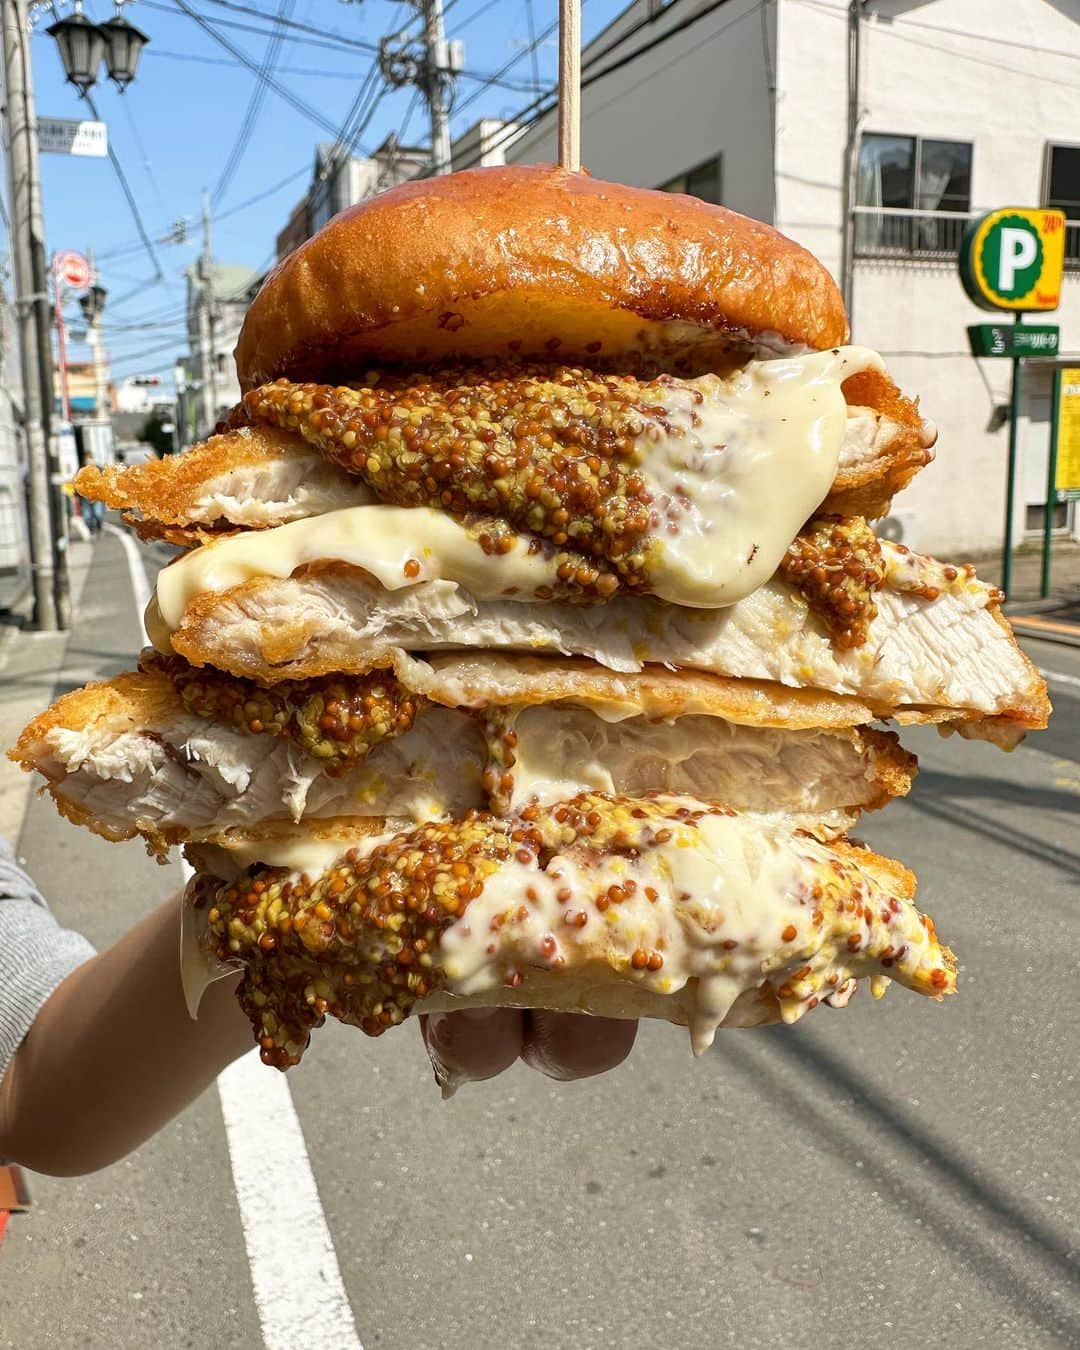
[74,426,306,523]
[141,651,424,767]
[832,368,936,518]
[778,515,886,649]
[193,793,957,1069]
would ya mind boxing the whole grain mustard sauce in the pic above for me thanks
[151,346,884,639]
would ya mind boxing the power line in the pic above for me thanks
[213,0,296,205]
[217,163,311,221]
[81,91,164,282]
[446,0,751,175]
[875,8,1080,63]
[197,0,388,52]
[143,47,366,76]
[791,0,1080,92]
[141,0,377,54]
[170,0,341,134]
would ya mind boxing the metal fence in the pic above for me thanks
[854,205,1080,267]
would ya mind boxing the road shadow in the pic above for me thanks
[901,769,1080,882]
[722,1030,1080,1345]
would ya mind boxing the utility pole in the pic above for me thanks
[2,0,69,629]
[198,192,218,435]
[380,0,461,176]
[418,0,452,176]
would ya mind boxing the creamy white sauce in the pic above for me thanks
[639,346,883,605]
[435,805,938,1054]
[155,503,565,632]
[193,829,394,877]
[153,346,885,626]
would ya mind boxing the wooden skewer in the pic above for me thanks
[558,0,582,172]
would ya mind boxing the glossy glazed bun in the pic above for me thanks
[235,164,848,388]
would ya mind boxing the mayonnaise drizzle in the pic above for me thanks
[437,806,938,1055]
[640,346,883,605]
[153,346,885,626]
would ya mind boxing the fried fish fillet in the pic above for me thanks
[151,541,1048,747]
[74,369,933,545]
[183,792,956,1067]
[11,661,916,851]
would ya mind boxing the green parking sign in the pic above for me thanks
[960,207,1065,311]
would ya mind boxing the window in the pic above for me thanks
[1044,144,1080,265]
[856,133,972,257]
[659,155,721,206]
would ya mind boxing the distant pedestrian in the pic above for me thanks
[75,447,105,535]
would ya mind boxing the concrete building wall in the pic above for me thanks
[507,0,777,223]
[775,0,1080,555]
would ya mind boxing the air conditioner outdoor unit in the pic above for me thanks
[877,509,919,553]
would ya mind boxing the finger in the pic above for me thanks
[420,1007,525,1097]
[520,1011,637,1081]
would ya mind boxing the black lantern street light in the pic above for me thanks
[47,3,150,95]
[78,284,108,323]
[46,5,106,94]
[98,12,150,91]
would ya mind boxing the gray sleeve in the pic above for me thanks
[0,836,95,1081]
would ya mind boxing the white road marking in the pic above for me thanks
[103,522,151,639]
[116,525,362,1350]
[1039,667,1080,692]
[217,1051,364,1350]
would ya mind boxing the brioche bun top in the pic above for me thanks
[235,164,848,389]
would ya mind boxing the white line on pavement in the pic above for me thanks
[1040,667,1080,691]
[103,522,151,640]
[115,525,362,1350]
[217,1051,364,1350]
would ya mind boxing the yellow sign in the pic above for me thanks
[1056,367,1080,495]
[960,207,1066,312]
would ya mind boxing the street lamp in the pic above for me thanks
[98,12,150,91]
[46,5,106,94]
[46,3,150,95]
[79,283,108,322]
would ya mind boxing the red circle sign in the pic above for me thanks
[54,250,90,289]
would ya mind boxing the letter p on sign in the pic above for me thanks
[998,228,1038,292]
[961,207,1065,312]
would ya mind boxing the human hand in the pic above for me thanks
[420,1008,637,1097]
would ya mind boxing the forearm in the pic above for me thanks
[0,893,252,1176]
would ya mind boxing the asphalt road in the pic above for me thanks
[1,531,1078,1349]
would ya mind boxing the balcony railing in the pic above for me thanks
[854,205,973,260]
[854,205,1080,267]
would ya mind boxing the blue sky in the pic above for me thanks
[26,0,626,389]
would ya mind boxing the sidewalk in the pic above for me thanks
[0,538,95,844]
[987,539,1080,646]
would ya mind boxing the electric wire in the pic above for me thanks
[143,47,369,76]
[212,0,296,205]
[141,0,379,55]
[442,0,753,175]
[170,0,341,134]
[81,91,164,283]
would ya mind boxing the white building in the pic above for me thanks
[505,0,1080,556]
[451,118,525,171]
[111,374,169,416]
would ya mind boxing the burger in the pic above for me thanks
[13,166,1048,1069]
